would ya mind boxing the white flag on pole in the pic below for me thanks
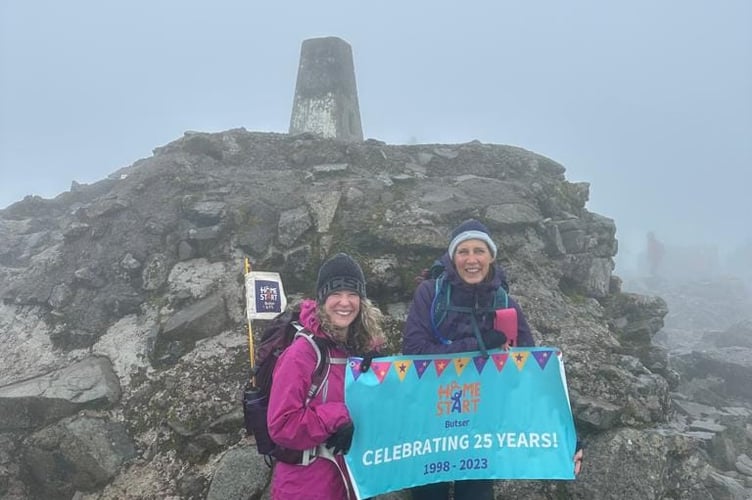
[245,271,287,321]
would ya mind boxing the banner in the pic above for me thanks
[244,271,287,320]
[344,348,576,498]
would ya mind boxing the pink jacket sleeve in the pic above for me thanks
[266,336,351,450]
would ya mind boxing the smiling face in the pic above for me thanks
[323,290,361,340]
[452,239,494,284]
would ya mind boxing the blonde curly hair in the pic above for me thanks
[317,297,385,355]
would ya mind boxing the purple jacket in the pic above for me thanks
[403,254,534,354]
[267,299,353,499]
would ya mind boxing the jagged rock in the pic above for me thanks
[142,251,174,288]
[673,348,752,401]
[735,453,752,476]
[278,206,313,247]
[84,197,130,219]
[706,470,750,499]
[158,294,228,344]
[166,258,228,301]
[187,225,223,241]
[206,445,270,500]
[0,356,121,431]
[22,415,136,498]
[183,201,226,226]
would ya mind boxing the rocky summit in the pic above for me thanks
[1,128,751,499]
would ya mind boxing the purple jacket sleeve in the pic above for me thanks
[402,280,479,355]
[266,338,350,450]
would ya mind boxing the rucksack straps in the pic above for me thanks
[430,273,510,357]
[293,330,346,402]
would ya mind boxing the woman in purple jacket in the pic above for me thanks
[267,253,385,500]
[403,219,534,357]
[402,219,581,499]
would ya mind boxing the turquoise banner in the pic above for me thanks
[344,347,577,498]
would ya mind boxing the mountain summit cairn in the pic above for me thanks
[289,36,364,142]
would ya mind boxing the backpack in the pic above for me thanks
[429,271,516,357]
[242,308,332,465]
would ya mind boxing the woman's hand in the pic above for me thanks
[573,441,584,475]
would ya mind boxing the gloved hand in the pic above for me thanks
[359,351,380,372]
[480,329,507,350]
[326,422,354,454]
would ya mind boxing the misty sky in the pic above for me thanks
[1,1,750,273]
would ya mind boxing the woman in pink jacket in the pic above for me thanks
[267,253,385,499]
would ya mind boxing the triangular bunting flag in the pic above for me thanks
[434,359,451,377]
[370,361,392,383]
[532,350,554,370]
[453,357,470,376]
[394,360,412,381]
[414,359,432,379]
[472,355,488,374]
[511,350,530,371]
[491,352,509,372]
[349,359,363,381]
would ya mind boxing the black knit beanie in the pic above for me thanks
[316,253,367,302]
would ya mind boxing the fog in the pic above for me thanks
[1,1,750,280]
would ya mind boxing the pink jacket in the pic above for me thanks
[267,299,353,500]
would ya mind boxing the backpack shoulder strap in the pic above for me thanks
[293,327,322,370]
[429,274,508,358]
[430,274,454,345]
[293,329,341,401]
[494,286,509,309]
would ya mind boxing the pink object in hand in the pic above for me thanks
[494,308,518,345]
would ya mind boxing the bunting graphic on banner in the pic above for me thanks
[414,359,431,379]
[511,350,530,371]
[491,352,509,372]
[472,355,489,374]
[349,359,364,381]
[532,350,553,369]
[370,361,392,383]
[434,359,451,377]
[394,360,412,381]
[453,357,471,376]
[347,350,564,387]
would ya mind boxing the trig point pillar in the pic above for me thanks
[289,36,364,142]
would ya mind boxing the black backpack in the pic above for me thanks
[242,309,331,465]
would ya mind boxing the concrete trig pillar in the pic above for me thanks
[289,37,364,142]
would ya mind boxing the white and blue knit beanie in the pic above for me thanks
[448,219,497,258]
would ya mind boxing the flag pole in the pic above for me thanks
[244,257,256,385]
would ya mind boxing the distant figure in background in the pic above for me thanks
[646,231,665,277]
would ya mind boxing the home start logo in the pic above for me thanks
[436,380,481,422]
[254,280,282,313]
